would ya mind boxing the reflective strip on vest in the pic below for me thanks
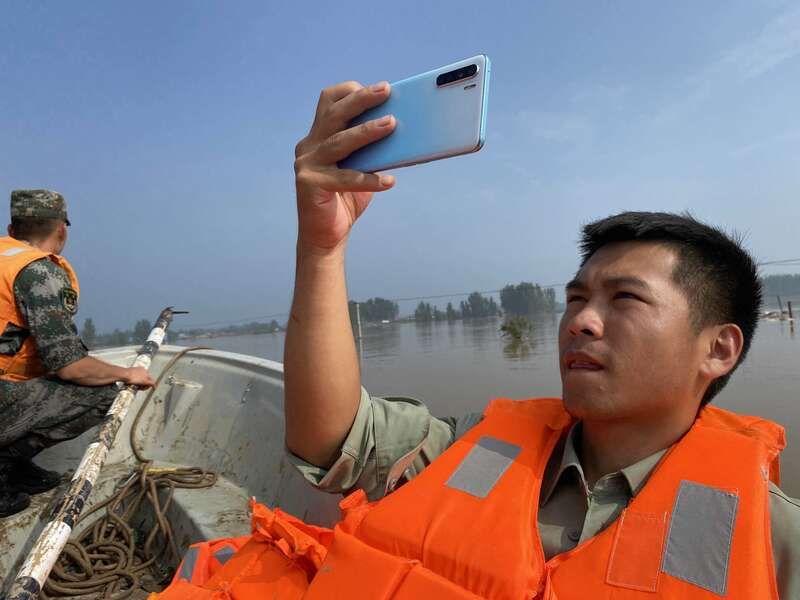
[0,247,31,257]
[445,436,521,498]
[178,546,200,582]
[661,480,739,596]
[214,545,236,565]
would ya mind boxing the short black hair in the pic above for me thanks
[10,216,62,242]
[579,211,761,405]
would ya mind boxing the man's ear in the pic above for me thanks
[699,323,744,381]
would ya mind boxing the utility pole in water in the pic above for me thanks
[355,302,363,361]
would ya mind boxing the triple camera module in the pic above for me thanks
[436,64,478,87]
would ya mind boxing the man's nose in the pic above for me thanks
[567,304,604,338]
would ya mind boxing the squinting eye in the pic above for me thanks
[615,291,640,301]
[566,295,586,303]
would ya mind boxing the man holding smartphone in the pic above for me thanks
[282,81,799,598]
[156,81,799,599]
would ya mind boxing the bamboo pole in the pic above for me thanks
[6,307,184,600]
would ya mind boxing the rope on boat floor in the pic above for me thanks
[42,347,216,600]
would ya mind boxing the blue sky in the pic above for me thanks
[2,1,799,331]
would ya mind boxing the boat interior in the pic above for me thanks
[0,346,341,595]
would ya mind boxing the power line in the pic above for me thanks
[376,282,567,304]
[176,259,800,330]
[178,283,566,329]
[759,258,800,266]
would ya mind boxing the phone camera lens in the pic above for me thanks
[438,65,477,87]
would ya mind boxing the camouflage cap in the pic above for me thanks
[10,189,70,225]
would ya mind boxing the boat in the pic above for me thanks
[0,345,341,597]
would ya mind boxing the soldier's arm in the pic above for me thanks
[14,259,153,388]
[289,388,484,500]
[284,80,396,467]
[57,356,153,387]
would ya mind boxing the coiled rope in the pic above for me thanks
[42,346,216,599]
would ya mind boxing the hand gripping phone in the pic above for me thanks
[339,55,491,173]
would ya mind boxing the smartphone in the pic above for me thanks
[338,54,491,173]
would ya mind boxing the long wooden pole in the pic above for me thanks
[6,307,183,600]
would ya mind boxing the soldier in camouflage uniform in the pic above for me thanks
[0,190,154,518]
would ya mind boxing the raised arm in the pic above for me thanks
[284,81,396,467]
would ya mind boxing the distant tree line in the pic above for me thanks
[414,292,502,323]
[82,279,567,347]
[348,298,399,326]
[500,282,557,315]
[81,318,157,349]
[177,320,282,339]
[412,282,558,323]
[762,274,800,297]
[81,317,281,349]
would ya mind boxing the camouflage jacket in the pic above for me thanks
[0,258,87,372]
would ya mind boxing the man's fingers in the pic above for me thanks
[313,81,363,125]
[315,115,396,164]
[299,167,395,193]
[313,82,391,141]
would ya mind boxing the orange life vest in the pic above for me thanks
[155,398,785,600]
[0,236,80,381]
[152,501,333,600]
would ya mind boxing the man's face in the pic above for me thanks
[558,241,704,421]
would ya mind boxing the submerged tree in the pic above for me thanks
[500,316,532,341]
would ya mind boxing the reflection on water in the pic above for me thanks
[504,339,532,361]
[185,314,799,496]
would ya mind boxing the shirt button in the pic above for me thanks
[567,529,581,542]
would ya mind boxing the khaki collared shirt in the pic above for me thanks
[289,390,800,598]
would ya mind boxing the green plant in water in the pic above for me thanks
[500,316,532,341]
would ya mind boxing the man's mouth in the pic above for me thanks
[564,352,605,371]
[568,361,603,370]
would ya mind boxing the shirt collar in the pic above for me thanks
[540,421,668,506]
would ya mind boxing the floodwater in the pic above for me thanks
[184,314,800,496]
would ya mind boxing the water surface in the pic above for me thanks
[186,315,799,496]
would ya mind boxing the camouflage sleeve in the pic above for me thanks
[13,258,88,372]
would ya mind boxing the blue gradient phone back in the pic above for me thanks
[339,55,491,173]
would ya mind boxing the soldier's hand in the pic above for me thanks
[294,81,397,253]
[124,367,155,389]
